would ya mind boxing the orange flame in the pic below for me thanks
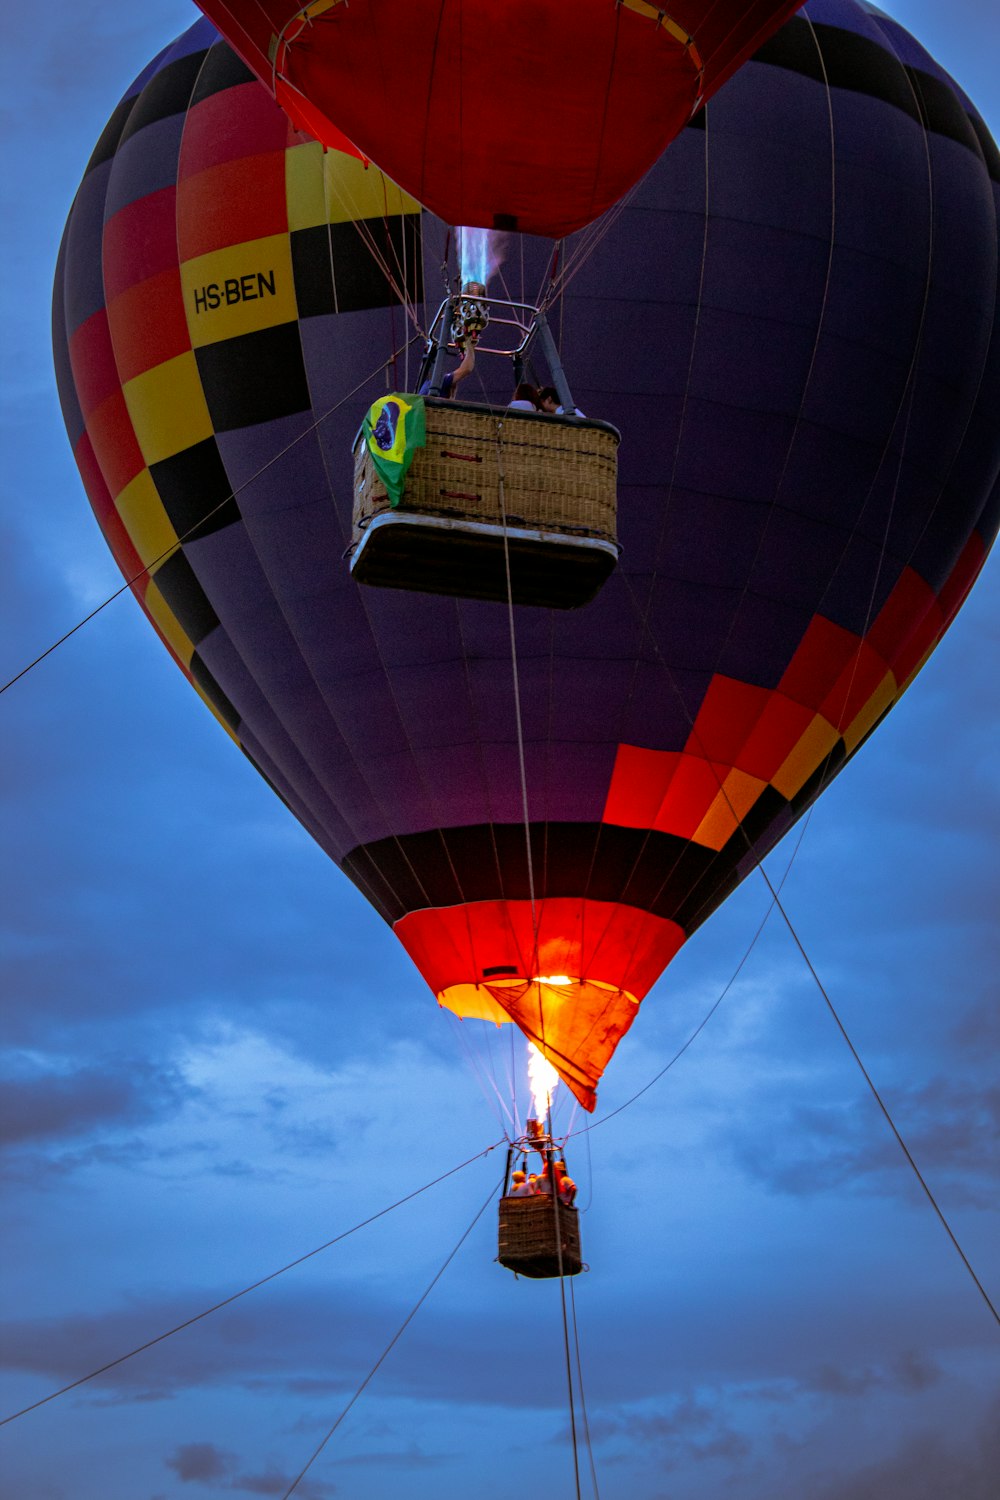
[527,1040,559,1122]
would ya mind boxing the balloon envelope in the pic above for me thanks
[53,2,1000,1109]
[192,0,806,236]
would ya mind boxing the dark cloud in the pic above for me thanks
[953,992,1000,1053]
[0,1055,191,1149]
[229,1471,291,1497]
[798,1350,940,1398]
[164,1442,334,1497]
[166,1442,231,1482]
[0,1261,966,1438]
[229,1469,333,1498]
[0,1279,495,1406]
[273,1124,342,1159]
[731,1076,1000,1206]
[555,1395,751,1470]
[816,1392,1000,1500]
[0,1047,202,1190]
[0,1262,616,1425]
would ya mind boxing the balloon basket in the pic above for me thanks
[351,399,620,609]
[497,1131,583,1279]
[497,1196,583,1279]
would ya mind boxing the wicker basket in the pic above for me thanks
[497,1195,583,1279]
[351,398,620,609]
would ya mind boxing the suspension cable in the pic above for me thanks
[495,420,539,948]
[485,393,578,1490]
[569,1277,601,1500]
[279,1174,503,1499]
[619,570,1000,1329]
[0,342,420,700]
[491,407,549,1099]
[0,1139,504,1428]
[549,1174,582,1500]
[754,868,1000,1328]
[569,811,811,1140]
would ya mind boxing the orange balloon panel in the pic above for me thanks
[395,898,686,1110]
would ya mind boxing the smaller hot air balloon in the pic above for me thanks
[193,0,806,236]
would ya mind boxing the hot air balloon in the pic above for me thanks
[53,1,999,1119]
[191,0,806,236]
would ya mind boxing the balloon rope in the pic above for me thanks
[493,421,542,988]
[279,1174,503,1499]
[538,181,640,314]
[542,104,715,997]
[683,8,936,852]
[0,1139,505,1428]
[567,811,811,1140]
[446,1011,517,1137]
[497,434,537,938]
[619,570,1000,1331]
[612,13,939,982]
[550,1184,583,1500]
[492,408,583,1500]
[310,339,479,925]
[569,1277,602,1500]
[488,408,551,1129]
[320,151,426,338]
[0,342,419,699]
[579,0,621,235]
[751,866,1000,1334]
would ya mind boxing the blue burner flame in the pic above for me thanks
[458,225,508,287]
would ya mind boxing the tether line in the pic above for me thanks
[279,1174,502,1499]
[1,344,420,700]
[0,1139,504,1427]
[620,571,1000,1330]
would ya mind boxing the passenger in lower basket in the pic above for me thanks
[508,1170,534,1197]
[556,1160,577,1206]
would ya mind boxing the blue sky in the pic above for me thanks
[1,3,998,1497]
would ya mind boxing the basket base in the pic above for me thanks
[350,512,618,610]
[497,1251,584,1279]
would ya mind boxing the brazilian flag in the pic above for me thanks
[363,393,426,508]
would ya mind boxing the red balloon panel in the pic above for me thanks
[194,0,804,236]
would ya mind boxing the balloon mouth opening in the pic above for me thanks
[437,975,641,1111]
[437,975,638,1027]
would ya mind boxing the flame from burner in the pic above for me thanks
[527,1040,559,1123]
[458,225,508,288]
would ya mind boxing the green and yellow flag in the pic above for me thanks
[363,393,426,508]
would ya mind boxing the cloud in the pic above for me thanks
[953,992,1000,1053]
[0,1054,191,1149]
[229,1469,333,1498]
[0,1022,477,1197]
[164,1441,335,1497]
[731,1075,1000,1206]
[554,1395,752,1470]
[816,1392,1000,1500]
[166,1442,230,1482]
[797,1350,941,1398]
